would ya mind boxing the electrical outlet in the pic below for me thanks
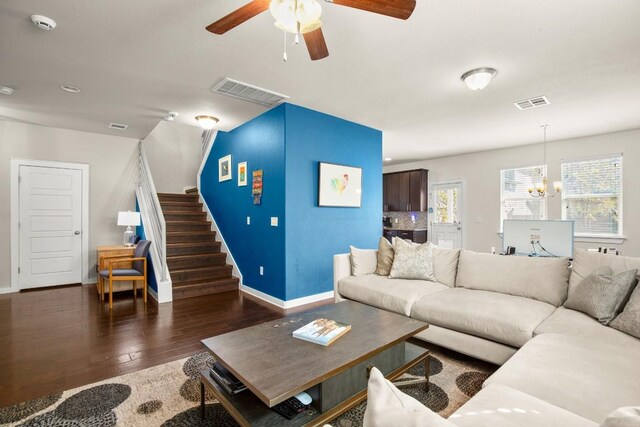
[394,218,399,224]
[259,266,264,276]
[246,216,251,225]
[530,234,541,243]
[271,217,278,227]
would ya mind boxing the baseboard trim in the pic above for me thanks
[0,287,15,294]
[148,287,159,303]
[240,285,334,313]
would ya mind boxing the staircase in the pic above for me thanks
[157,192,239,300]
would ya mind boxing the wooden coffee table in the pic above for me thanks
[199,300,430,426]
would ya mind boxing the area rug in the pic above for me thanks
[0,345,496,427]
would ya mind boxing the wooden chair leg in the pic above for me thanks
[109,276,113,309]
[143,264,147,304]
[133,280,137,301]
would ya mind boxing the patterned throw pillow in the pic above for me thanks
[375,237,395,276]
[564,266,638,325]
[389,238,435,281]
[610,282,640,339]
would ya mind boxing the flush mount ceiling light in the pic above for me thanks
[461,67,497,91]
[30,14,57,31]
[60,85,81,93]
[195,115,219,130]
[0,86,14,95]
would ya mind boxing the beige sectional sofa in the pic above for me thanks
[333,248,640,426]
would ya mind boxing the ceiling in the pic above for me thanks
[1,0,639,163]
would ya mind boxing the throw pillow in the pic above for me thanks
[363,367,455,427]
[610,283,640,339]
[350,246,378,277]
[564,266,638,325]
[600,406,640,427]
[389,238,435,281]
[375,237,394,276]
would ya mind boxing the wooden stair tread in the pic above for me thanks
[166,220,210,224]
[167,242,219,248]
[170,264,232,274]
[173,277,239,288]
[166,231,215,236]
[159,201,202,207]
[167,253,226,260]
[163,210,204,215]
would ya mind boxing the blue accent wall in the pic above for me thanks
[200,105,287,300]
[135,198,158,294]
[284,104,382,299]
[200,103,382,302]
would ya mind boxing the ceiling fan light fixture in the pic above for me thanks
[461,67,497,91]
[297,0,322,33]
[195,115,219,130]
[271,0,298,33]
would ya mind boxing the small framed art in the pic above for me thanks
[238,162,248,186]
[219,155,232,182]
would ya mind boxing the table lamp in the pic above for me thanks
[117,211,141,247]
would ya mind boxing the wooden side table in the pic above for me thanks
[96,245,143,297]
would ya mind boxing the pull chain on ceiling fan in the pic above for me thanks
[205,0,417,61]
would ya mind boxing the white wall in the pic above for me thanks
[0,120,139,290]
[143,120,202,193]
[384,128,640,257]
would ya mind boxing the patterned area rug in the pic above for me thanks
[0,345,496,426]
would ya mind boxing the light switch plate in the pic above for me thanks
[247,216,251,225]
[259,266,264,276]
[271,217,278,227]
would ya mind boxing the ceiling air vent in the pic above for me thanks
[108,122,128,130]
[514,96,550,110]
[211,78,289,107]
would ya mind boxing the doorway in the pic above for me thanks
[11,159,89,290]
[430,180,465,249]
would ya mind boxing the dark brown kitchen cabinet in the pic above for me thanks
[383,169,428,212]
[383,229,428,244]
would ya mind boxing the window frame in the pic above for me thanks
[499,164,548,232]
[561,153,623,238]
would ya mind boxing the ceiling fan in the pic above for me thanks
[206,0,416,61]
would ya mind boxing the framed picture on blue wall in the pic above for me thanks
[219,155,232,182]
[318,162,362,208]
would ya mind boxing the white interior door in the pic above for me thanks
[430,182,463,249]
[19,165,83,288]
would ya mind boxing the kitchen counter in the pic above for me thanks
[383,227,428,231]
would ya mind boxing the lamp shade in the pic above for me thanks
[117,211,141,227]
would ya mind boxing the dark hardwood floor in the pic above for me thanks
[0,284,282,408]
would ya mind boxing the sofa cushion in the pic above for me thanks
[450,383,598,427]
[363,367,455,427]
[389,238,435,281]
[485,332,640,423]
[411,288,556,348]
[338,274,447,316]
[374,237,394,276]
[564,267,638,325]
[534,306,613,336]
[455,250,570,306]
[569,249,640,298]
[610,283,640,339]
[432,247,460,287]
[349,246,378,277]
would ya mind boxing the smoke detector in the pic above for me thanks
[164,112,179,121]
[30,15,57,31]
[0,86,14,95]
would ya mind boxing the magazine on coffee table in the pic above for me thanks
[293,318,351,346]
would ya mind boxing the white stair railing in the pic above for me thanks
[136,140,167,281]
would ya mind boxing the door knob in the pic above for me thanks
[74,230,81,235]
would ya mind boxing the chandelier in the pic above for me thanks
[528,125,562,198]
[270,0,322,61]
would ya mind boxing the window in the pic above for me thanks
[562,155,622,237]
[500,165,547,230]
[434,185,458,224]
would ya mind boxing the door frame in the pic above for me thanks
[429,178,467,249]
[10,159,90,292]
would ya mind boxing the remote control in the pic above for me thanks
[271,396,308,419]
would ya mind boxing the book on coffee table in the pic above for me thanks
[293,318,351,346]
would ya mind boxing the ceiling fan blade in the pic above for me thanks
[303,28,330,61]
[329,0,416,20]
[206,0,271,34]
